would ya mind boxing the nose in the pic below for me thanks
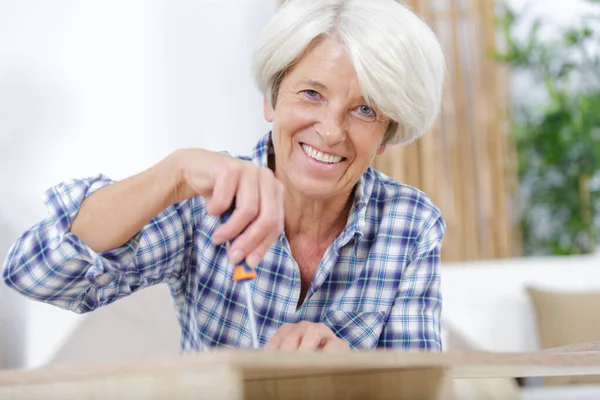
[316,108,347,145]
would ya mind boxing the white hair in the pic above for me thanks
[251,0,446,145]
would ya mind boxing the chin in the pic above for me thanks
[290,177,338,200]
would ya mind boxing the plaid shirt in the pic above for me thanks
[3,132,446,351]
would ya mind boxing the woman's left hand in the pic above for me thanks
[266,321,350,351]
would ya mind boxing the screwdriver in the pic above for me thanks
[220,204,260,350]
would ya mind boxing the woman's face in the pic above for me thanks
[265,37,389,202]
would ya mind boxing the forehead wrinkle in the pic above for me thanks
[344,75,366,105]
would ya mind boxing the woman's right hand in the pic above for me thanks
[170,148,285,268]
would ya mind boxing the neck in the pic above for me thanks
[268,152,354,244]
[283,188,353,244]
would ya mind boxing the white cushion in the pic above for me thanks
[521,385,600,400]
[440,254,600,353]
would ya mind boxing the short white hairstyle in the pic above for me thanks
[251,0,446,145]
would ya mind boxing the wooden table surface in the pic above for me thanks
[1,350,600,400]
[2,349,600,384]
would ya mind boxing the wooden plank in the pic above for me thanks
[245,368,452,400]
[0,365,243,400]
[2,350,600,386]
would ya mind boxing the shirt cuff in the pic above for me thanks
[42,174,141,289]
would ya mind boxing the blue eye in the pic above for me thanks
[357,105,376,118]
[303,89,321,99]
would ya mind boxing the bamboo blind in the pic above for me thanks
[373,0,520,262]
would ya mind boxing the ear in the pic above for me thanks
[263,97,275,123]
[376,145,386,155]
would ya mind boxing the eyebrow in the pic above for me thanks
[297,78,370,105]
[297,79,328,91]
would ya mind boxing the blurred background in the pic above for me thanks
[0,0,599,397]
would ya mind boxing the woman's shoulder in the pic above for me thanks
[365,167,445,227]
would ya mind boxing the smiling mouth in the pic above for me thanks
[301,143,345,164]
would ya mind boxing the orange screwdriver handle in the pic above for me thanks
[232,263,257,282]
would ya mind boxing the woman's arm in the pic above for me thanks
[2,149,284,313]
[69,151,189,253]
[377,215,446,351]
[2,172,199,313]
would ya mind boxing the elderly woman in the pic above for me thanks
[3,0,446,352]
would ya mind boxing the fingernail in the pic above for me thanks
[230,249,244,265]
[246,253,261,268]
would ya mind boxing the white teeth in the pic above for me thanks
[301,144,343,164]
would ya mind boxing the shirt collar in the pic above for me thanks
[349,169,375,238]
[252,131,375,237]
[251,131,273,168]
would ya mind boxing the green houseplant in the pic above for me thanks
[495,0,600,255]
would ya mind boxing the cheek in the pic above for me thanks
[350,136,383,166]
[352,152,377,171]
[276,101,317,131]
[273,106,310,152]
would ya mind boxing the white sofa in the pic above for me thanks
[441,253,600,400]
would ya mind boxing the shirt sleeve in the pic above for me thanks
[377,214,446,351]
[2,174,203,314]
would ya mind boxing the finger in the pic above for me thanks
[181,155,216,198]
[297,325,327,351]
[278,321,312,351]
[265,323,294,350]
[278,330,302,351]
[217,170,261,263]
[320,337,350,352]
[274,178,285,234]
[228,215,273,269]
[185,172,215,200]
[244,239,273,269]
[206,168,239,220]
[230,169,283,267]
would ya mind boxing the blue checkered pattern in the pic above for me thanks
[3,132,446,351]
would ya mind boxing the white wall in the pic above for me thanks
[0,0,276,369]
